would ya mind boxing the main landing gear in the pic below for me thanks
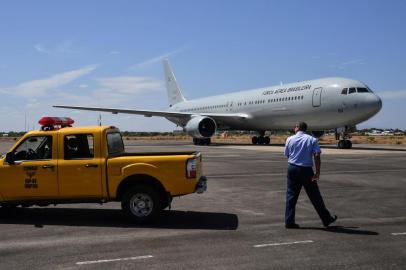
[251,131,270,145]
[193,138,211,145]
[336,126,354,149]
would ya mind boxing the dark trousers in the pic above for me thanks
[285,164,331,225]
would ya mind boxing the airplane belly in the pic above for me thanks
[234,108,290,130]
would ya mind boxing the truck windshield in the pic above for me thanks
[107,132,124,155]
[14,136,52,160]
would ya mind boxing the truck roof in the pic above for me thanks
[27,126,118,136]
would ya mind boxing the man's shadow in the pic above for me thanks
[298,226,379,235]
[0,207,239,230]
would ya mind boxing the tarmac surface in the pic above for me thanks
[0,140,405,269]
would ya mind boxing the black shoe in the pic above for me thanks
[323,215,338,227]
[285,223,300,229]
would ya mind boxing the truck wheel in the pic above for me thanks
[161,201,169,210]
[161,194,172,210]
[1,204,17,210]
[121,185,162,223]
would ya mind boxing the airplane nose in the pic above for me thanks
[368,94,382,116]
[377,95,382,111]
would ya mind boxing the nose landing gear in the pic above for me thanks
[338,139,352,149]
[336,126,355,149]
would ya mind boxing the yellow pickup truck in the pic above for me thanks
[0,117,207,223]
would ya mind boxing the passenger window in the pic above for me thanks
[13,136,52,161]
[64,134,94,160]
[341,88,348,95]
[348,88,356,94]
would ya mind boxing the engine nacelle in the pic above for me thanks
[311,131,325,138]
[184,116,217,138]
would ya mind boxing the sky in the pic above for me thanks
[0,0,405,132]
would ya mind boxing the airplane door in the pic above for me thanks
[312,87,322,107]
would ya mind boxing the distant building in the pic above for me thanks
[366,130,399,136]
[366,130,382,136]
[172,130,185,135]
[382,130,394,136]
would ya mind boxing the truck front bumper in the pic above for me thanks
[195,176,207,194]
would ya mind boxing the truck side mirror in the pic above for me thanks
[5,152,15,165]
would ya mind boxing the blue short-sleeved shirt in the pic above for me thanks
[284,131,321,167]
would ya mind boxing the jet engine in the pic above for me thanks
[184,116,217,138]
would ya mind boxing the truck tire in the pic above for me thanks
[161,195,172,210]
[121,185,162,223]
[0,204,17,211]
[161,203,169,210]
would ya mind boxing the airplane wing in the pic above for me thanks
[53,105,251,121]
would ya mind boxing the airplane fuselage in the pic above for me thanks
[169,77,382,131]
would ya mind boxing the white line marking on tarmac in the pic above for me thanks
[236,209,265,216]
[391,232,406,236]
[254,240,314,248]
[76,255,153,265]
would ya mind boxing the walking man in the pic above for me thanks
[284,122,337,228]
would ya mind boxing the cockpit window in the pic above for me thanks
[348,87,356,94]
[357,87,369,93]
[365,85,373,93]
[341,88,348,95]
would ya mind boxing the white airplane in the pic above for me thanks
[54,59,382,149]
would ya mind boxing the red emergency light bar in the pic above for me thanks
[38,117,74,130]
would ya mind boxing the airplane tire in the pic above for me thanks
[252,136,258,145]
[338,140,352,149]
[258,136,264,145]
[264,136,270,145]
[193,138,211,146]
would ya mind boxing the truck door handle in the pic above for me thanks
[85,164,98,168]
[42,165,55,169]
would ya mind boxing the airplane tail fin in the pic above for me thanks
[163,59,186,106]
